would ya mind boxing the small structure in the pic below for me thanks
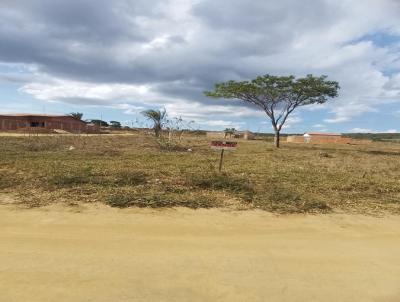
[287,132,352,144]
[235,130,255,140]
[286,135,305,143]
[206,130,255,140]
[0,114,96,133]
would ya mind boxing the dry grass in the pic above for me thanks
[0,132,399,214]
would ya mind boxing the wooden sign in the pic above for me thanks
[210,141,237,172]
[211,141,237,150]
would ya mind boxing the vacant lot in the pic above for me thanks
[1,132,400,301]
[0,132,399,214]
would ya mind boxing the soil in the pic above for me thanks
[1,203,399,302]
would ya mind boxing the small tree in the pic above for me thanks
[167,117,195,142]
[69,112,83,120]
[141,109,167,137]
[110,121,122,128]
[205,74,339,148]
[89,119,109,127]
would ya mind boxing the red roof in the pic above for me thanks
[305,132,342,136]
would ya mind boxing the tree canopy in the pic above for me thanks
[89,119,109,127]
[69,112,83,120]
[110,121,122,128]
[205,74,339,147]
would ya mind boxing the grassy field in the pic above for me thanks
[1,132,399,214]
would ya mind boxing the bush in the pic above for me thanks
[156,138,188,152]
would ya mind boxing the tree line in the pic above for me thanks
[68,74,339,148]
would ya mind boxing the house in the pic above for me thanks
[0,114,95,133]
[287,132,352,144]
[235,131,255,140]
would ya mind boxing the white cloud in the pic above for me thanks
[196,120,245,130]
[349,128,398,133]
[1,0,400,129]
[350,128,374,133]
[281,114,302,130]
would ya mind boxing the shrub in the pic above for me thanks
[156,138,188,152]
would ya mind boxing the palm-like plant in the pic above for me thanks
[141,109,167,137]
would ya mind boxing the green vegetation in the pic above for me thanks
[69,112,83,120]
[0,132,399,214]
[205,74,339,148]
[345,133,400,142]
[141,109,167,137]
[109,121,122,128]
[88,119,109,127]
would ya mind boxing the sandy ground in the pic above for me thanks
[0,204,400,302]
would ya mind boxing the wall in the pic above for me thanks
[206,131,255,140]
[287,135,353,144]
[286,136,305,143]
[308,136,352,144]
[0,115,94,133]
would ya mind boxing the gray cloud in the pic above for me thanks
[0,0,400,125]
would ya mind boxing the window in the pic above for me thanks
[30,122,45,127]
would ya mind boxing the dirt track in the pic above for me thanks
[1,204,399,302]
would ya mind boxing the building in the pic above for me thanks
[287,132,352,144]
[236,131,255,140]
[206,130,255,140]
[0,114,93,133]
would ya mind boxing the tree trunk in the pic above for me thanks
[168,130,173,142]
[274,129,280,148]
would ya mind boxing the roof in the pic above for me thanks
[304,132,342,136]
[0,113,86,123]
[0,113,66,117]
[236,130,253,134]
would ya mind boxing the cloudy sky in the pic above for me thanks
[1,0,400,133]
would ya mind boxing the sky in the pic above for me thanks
[0,0,400,133]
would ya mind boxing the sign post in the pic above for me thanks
[218,149,224,172]
[211,141,237,172]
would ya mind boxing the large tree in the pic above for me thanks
[89,119,109,127]
[141,109,167,137]
[205,74,339,148]
[110,121,122,128]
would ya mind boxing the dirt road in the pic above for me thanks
[0,204,399,302]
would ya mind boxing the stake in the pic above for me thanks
[218,149,224,172]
